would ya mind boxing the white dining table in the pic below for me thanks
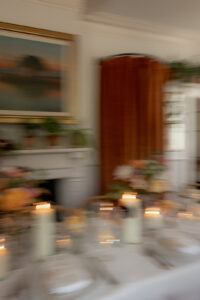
[87,243,200,300]
[1,241,200,300]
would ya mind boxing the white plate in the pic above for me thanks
[145,229,200,267]
[29,254,109,300]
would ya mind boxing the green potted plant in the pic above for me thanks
[67,127,93,148]
[41,117,62,147]
[23,122,39,149]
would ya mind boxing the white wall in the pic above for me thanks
[0,0,199,204]
[0,0,199,130]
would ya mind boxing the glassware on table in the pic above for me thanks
[176,210,200,240]
[0,234,10,280]
[0,212,32,270]
[150,226,200,266]
[86,202,122,260]
[160,200,184,229]
[63,211,87,254]
[56,223,72,254]
[144,207,163,231]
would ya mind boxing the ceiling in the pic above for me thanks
[86,0,200,35]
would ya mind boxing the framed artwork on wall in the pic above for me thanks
[0,22,76,123]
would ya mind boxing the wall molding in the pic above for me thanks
[24,1,200,44]
[27,0,86,13]
[85,11,200,43]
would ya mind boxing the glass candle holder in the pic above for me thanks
[0,236,10,279]
[144,207,163,230]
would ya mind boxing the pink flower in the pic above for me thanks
[2,167,25,177]
[129,160,148,169]
[27,188,42,198]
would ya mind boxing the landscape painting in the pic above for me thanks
[0,33,68,114]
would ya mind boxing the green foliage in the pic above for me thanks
[105,192,122,200]
[66,126,94,148]
[106,184,132,200]
[140,160,165,180]
[108,183,132,191]
[169,61,200,81]
[41,118,62,136]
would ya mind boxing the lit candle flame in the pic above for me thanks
[99,202,114,211]
[35,202,51,211]
[0,245,5,251]
[99,241,114,244]
[144,207,161,217]
[120,192,138,207]
[100,207,113,211]
[122,193,137,200]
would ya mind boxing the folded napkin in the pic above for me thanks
[43,254,92,295]
[157,230,200,258]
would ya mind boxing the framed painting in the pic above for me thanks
[0,22,76,123]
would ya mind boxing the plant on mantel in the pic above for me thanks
[23,122,39,149]
[0,120,95,151]
[169,61,200,82]
[0,129,19,154]
[41,117,63,147]
[66,126,94,148]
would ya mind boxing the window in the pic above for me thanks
[164,82,186,151]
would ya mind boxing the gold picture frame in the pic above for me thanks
[0,22,77,124]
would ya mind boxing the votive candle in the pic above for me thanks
[0,242,9,279]
[144,207,163,229]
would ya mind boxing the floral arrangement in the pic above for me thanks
[0,167,45,211]
[107,154,168,199]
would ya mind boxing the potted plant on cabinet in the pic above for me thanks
[23,122,39,149]
[69,128,92,148]
[41,118,62,147]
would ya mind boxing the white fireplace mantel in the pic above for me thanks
[1,147,99,208]
[2,148,98,180]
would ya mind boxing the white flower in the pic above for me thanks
[113,165,133,181]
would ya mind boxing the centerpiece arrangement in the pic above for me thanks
[0,166,46,235]
[106,153,169,202]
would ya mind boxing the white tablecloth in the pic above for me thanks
[2,244,200,300]
[91,245,200,300]
[101,257,200,300]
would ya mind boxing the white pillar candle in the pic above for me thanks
[120,192,142,244]
[0,243,9,279]
[33,202,55,260]
[144,207,163,229]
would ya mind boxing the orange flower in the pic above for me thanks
[0,188,33,211]
[129,160,148,168]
